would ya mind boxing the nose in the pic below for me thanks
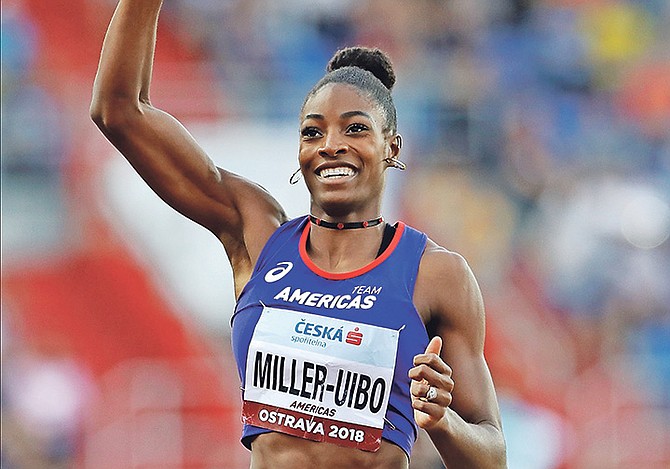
[318,132,348,158]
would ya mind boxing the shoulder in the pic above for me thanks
[414,239,485,337]
[419,239,470,278]
[417,239,475,298]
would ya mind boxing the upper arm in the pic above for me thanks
[93,101,288,287]
[90,1,287,295]
[415,245,503,428]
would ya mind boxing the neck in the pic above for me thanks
[309,214,384,230]
[305,216,386,272]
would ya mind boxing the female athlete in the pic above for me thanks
[91,1,507,468]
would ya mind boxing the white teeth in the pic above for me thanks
[320,167,355,178]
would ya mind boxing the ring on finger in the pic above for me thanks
[425,386,438,402]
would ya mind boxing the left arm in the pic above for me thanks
[410,243,506,468]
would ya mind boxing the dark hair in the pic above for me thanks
[302,47,398,133]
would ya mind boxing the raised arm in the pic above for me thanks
[411,244,507,468]
[90,0,287,295]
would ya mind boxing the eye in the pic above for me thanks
[346,123,369,134]
[300,127,322,139]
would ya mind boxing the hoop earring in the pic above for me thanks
[289,168,302,185]
[383,157,407,171]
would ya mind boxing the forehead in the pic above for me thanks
[301,83,382,122]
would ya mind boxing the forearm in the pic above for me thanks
[88,0,225,231]
[427,408,506,469]
[91,0,163,118]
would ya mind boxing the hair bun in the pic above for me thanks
[327,47,396,91]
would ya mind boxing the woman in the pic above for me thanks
[90,1,506,468]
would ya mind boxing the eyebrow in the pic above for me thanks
[303,110,373,122]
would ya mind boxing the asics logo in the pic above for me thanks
[264,262,293,283]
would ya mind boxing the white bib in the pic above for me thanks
[242,306,400,451]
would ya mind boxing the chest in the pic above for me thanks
[245,259,418,328]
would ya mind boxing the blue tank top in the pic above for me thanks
[231,216,429,458]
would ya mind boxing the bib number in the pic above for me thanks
[242,306,400,452]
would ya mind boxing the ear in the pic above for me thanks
[389,133,402,159]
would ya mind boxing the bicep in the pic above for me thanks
[440,325,501,427]
[98,104,284,226]
[100,104,238,229]
[424,250,502,427]
[97,102,287,269]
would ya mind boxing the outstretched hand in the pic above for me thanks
[409,336,455,430]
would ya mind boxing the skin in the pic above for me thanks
[90,1,507,467]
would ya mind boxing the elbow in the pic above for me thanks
[89,97,108,129]
[90,94,141,135]
[480,421,508,469]
[493,430,508,469]
[496,448,507,469]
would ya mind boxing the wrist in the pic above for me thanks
[423,406,457,440]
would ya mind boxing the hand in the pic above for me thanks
[409,336,454,430]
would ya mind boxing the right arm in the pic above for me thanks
[90,0,287,295]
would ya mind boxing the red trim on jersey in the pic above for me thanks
[299,221,406,280]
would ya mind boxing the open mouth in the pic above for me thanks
[317,166,356,180]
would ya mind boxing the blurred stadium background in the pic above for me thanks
[2,0,669,467]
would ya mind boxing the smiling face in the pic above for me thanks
[299,83,400,220]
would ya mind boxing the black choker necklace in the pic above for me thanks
[309,215,384,230]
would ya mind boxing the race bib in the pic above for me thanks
[243,306,400,452]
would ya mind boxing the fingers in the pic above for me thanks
[409,336,453,411]
[411,348,452,376]
[409,336,452,388]
[409,372,454,403]
[424,335,442,356]
[411,394,449,418]
[408,361,452,387]
[410,380,452,406]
